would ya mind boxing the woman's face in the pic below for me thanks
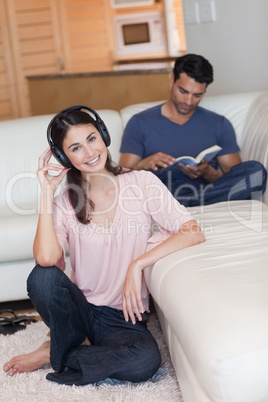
[62,123,108,174]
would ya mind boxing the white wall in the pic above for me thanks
[182,0,268,95]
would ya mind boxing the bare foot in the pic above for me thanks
[81,337,91,346]
[3,340,51,376]
[3,336,90,376]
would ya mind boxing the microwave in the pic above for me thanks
[113,12,166,56]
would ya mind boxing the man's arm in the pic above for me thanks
[119,152,175,171]
[217,152,241,173]
[120,111,175,171]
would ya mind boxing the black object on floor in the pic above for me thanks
[0,309,37,335]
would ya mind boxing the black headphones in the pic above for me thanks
[47,105,111,168]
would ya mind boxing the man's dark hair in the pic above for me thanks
[173,54,213,85]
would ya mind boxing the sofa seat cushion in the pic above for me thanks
[145,200,268,402]
[0,259,35,302]
[0,213,38,261]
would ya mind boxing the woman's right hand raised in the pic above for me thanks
[37,147,70,194]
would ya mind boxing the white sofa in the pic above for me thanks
[1,91,268,402]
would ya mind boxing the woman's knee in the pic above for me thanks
[27,265,65,297]
[140,338,161,380]
[125,336,161,382]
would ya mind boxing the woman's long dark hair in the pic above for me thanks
[50,108,126,224]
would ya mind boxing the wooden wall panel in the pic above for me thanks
[174,0,186,52]
[20,38,56,54]
[58,0,114,73]
[4,0,60,117]
[15,0,49,11]
[69,32,108,48]
[0,0,19,120]
[65,6,103,20]
[16,9,52,25]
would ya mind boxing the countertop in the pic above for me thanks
[26,61,175,80]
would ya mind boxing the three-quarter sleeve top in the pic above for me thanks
[53,170,194,311]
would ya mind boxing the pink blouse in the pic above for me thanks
[53,170,193,311]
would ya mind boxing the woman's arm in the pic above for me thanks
[122,219,205,324]
[33,147,69,267]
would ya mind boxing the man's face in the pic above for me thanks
[170,72,207,118]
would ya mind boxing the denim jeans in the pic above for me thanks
[27,265,161,386]
[158,160,267,207]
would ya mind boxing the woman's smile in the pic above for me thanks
[85,155,100,166]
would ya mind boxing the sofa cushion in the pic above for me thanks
[0,213,38,261]
[0,115,53,215]
[200,91,265,146]
[145,199,268,401]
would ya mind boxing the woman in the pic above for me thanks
[3,106,205,385]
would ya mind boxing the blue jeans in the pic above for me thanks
[158,161,267,207]
[27,265,161,386]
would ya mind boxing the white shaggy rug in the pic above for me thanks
[0,313,184,401]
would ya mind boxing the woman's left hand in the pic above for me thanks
[122,261,145,325]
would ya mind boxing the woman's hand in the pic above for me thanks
[122,261,145,325]
[37,147,70,194]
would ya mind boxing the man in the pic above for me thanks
[119,54,267,206]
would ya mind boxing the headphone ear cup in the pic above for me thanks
[51,144,72,168]
[97,119,111,147]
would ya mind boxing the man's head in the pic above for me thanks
[168,54,213,119]
[173,54,213,86]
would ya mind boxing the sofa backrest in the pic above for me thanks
[200,91,267,148]
[120,91,266,150]
[0,110,123,214]
[1,115,53,215]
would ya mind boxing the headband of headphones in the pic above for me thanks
[47,105,111,168]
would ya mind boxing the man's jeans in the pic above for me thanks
[27,265,161,386]
[158,161,267,207]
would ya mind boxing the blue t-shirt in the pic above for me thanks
[120,104,240,174]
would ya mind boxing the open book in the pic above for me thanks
[163,145,222,170]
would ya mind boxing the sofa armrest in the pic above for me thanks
[240,92,268,162]
[240,92,268,204]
